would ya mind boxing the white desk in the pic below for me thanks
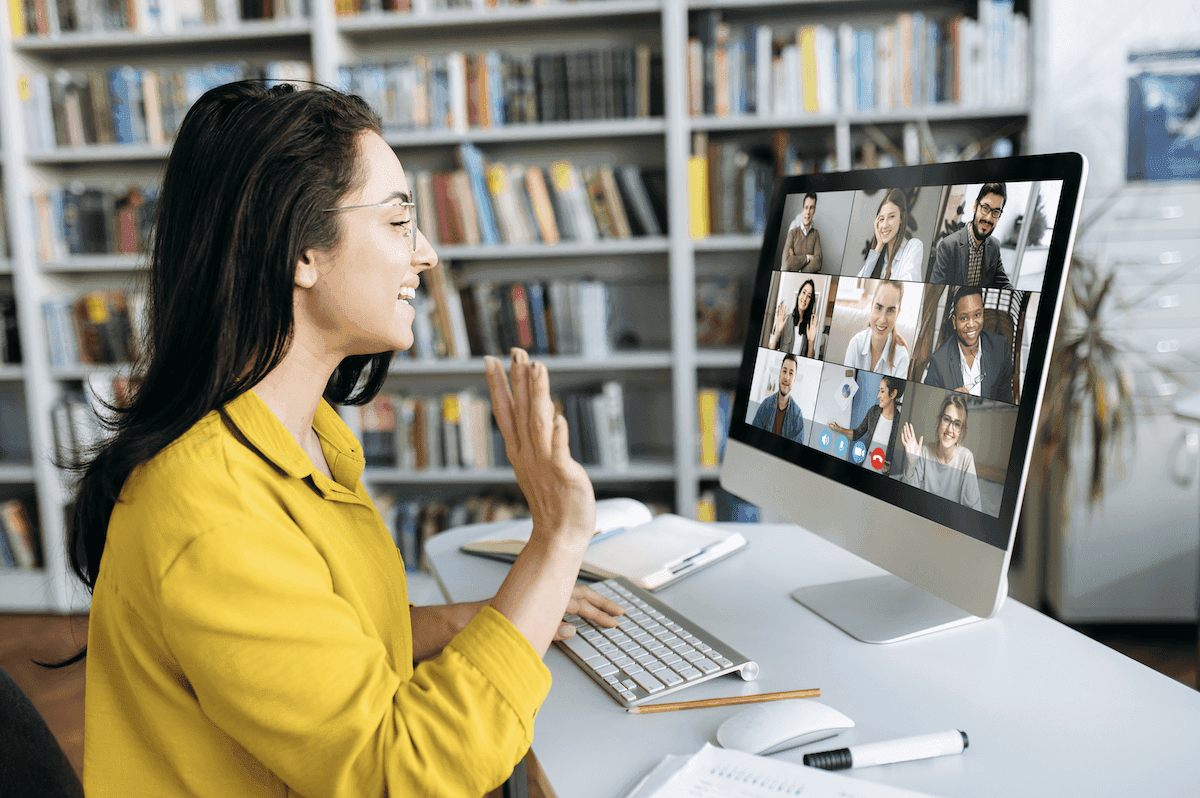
[425,523,1200,798]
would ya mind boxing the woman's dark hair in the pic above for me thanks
[791,279,817,333]
[46,81,387,668]
[870,188,910,278]
[880,375,905,403]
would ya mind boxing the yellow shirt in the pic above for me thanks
[84,389,551,797]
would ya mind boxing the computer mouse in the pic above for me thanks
[716,699,854,756]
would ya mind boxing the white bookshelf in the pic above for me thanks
[0,0,1035,611]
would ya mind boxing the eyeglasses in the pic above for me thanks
[939,414,964,431]
[323,200,417,248]
[977,202,1003,220]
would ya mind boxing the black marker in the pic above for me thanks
[804,730,968,771]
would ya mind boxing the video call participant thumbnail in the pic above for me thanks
[750,353,806,443]
[844,279,911,379]
[781,193,822,273]
[897,392,983,512]
[828,375,904,474]
[930,183,1014,289]
[855,188,924,283]
[767,277,820,358]
[923,286,1014,403]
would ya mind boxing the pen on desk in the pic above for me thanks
[626,688,821,714]
[803,730,968,770]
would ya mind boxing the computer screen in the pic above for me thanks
[721,154,1087,642]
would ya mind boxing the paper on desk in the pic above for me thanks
[623,744,942,798]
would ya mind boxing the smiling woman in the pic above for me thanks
[45,81,620,798]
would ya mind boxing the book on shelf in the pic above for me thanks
[461,497,747,591]
[696,387,733,469]
[0,292,21,364]
[0,497,40,570]
[685,2,1028,120]
[695,278,742,348]
[33,183,160,260]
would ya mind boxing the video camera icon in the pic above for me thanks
[851,440,867,464]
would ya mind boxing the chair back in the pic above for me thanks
[0,665,85,798]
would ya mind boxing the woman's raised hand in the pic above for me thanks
[901,422,922,458]
[484,350,596,551]
[772,299,788,333]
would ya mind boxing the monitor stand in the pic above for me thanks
[791,575,986,644]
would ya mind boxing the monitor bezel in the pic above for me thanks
[727,153,1087,551]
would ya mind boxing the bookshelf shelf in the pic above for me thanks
[392,352,674,375]
[437,237,670,260]
[0,365,25,381]
[694,348,743,369]
[0,569,54,610]
[28,144,172,165]
[689,105,1030,133]
[337,0,663,36]
[363,460,676,485]
[39,255,145,273]
[0,463,36,482]
[383,118,667,149]
[12,20,313,55]
[693,234,761,252]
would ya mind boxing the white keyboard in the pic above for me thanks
[557,577,759,708]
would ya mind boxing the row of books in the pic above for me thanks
[21,61,312,152]
[372,488,533,572]
[12,0,310,36]
[0,294,21,365]
[339,45,662,132]
[32,184,159,262]
[42,290,144,369]
[340,0,626,16]
[414,155,667,248]
[344,380,629,471]
[686,2,1028,119]
[0,497,40,570]
[406,276,614,362]
[688,134,774,238]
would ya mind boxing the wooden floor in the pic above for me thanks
[1,613,1196,784]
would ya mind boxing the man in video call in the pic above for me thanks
[781,193,823,272]
[751,354,806,443]
[923,286,1014,403]
[930,183,1014,289]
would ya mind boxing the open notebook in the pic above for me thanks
[459,498,748,591]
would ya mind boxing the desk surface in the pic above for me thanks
[426,523,1200,798]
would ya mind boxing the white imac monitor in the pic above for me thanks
[720,154,1087,643]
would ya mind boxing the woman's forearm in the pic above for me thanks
[490,533,590,657]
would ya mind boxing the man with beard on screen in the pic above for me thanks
[931,183,1014,289]
[751,354,806,443]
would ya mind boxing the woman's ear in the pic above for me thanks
[295,250,322,289]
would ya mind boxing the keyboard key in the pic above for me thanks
[594,663,619,677]
[646,661,668,673]
[623,663,645,675]
[631,671,665,693]
[695,657,720,674]
[645,640,666,652]
[621,679,637,691]
[682,650,705,663]
[679,666,703,680]
[597,643,619,656]
[580,629,603,642]
[660,652,683,665]
[634,653,656,665]
[713,656,733,667]
[563,636,602,662]
[612,656,634,669]
[659,669,684,687]
[604,675,620,684]
[618,689,636,702]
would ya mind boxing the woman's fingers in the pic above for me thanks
[528,361,555,456]
[484,356,519,450]
[511,348,530,443]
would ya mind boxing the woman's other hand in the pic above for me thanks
[901,422,922,458]
[485,350,596,550]
[553,585,625,640]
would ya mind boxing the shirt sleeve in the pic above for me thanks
[960,451,984,511]
[158,521,550,798]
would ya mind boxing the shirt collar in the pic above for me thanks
[222,389,366,494]
[858,329,892,358]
